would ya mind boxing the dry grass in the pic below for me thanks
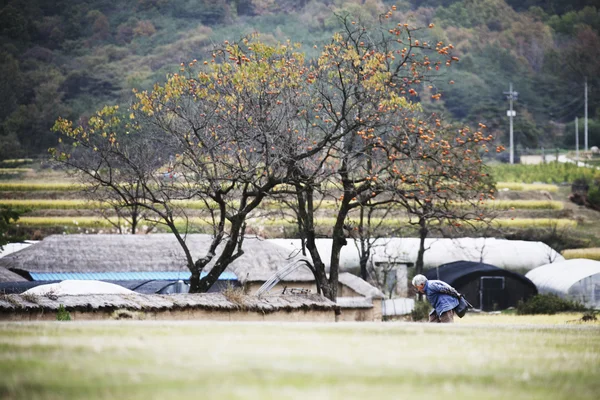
[456,312,600,325]
[490,218,577,229]
[0,182,82,191]
[0,168,34,174]
[222,285,248,308]
[496,182,559,192]
[480,200,563,210]
[13,215,579,233]
[0,320,598,400]
[16,216,113,227]
[0,199,100,210]
[562,248,600,261]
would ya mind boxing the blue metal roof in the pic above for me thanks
[29,271,238,282]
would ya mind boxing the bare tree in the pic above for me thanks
[53,39,315,293]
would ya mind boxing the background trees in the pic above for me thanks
[0,207,20,251]
[51,7,497,299]
[1,0,599,158]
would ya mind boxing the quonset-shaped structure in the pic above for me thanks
[425,260,538,311]
[525,259,600,309]
[268,237,563,272]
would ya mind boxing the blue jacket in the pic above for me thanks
[424,280,460,317]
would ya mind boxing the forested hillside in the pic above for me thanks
[1,0,599,159]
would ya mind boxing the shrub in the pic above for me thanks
[587,179,600,210]
[516,294,587,315]
[222,285,246,309]
[505,226,589,254]
[56,304,71,321]
[411,299,431,321]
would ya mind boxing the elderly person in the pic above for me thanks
[412,274,461,323]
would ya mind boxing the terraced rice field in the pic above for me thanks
[1,161,599,242]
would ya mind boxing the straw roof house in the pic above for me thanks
[0,234,294,281]
[0,292,338,322]
[0,234,385,321]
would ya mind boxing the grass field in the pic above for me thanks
[1,319,599,400]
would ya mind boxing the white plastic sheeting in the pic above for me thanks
[526,259,600,308]
[23,280,134,296]
[268,237,563,272]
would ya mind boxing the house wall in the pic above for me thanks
[335,300,382,322]
[245,281,318,295]
[0,308,336,322]
[372,299,382,321]
[337,283,360,297]
[395,266,408,297]
[336,307,374,322]
[246,281,362,297]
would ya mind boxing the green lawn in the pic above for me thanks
[1,319,598,399]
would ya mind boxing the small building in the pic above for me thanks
[425,260,538,311]
[245,268,384,321]
[525,259,600,309]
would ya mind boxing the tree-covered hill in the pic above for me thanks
[1,0,599,159]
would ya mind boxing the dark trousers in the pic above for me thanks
[429,310,455,323]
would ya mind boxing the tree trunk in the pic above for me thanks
[130,206,139,235]
[359,252,369,281]
[416,216,428,275]
[358,205,370,281]
[416,216,428,301]
[328,198,351,302]
[295,183,333,299]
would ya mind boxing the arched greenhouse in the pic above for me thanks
[525,259,600,309]
[425,261,537,311]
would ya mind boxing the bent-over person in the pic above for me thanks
[412,274,461,323]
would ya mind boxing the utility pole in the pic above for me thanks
[584,77,588,151]
[504,83,518,164]
[575,117,579,163]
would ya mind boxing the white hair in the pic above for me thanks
[412,274,428,287]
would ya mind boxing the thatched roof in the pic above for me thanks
[0,292,337,314]
[0,235,384,299]
[0,234,310,283]
[0,267,26,282]
[336,297,374,309]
